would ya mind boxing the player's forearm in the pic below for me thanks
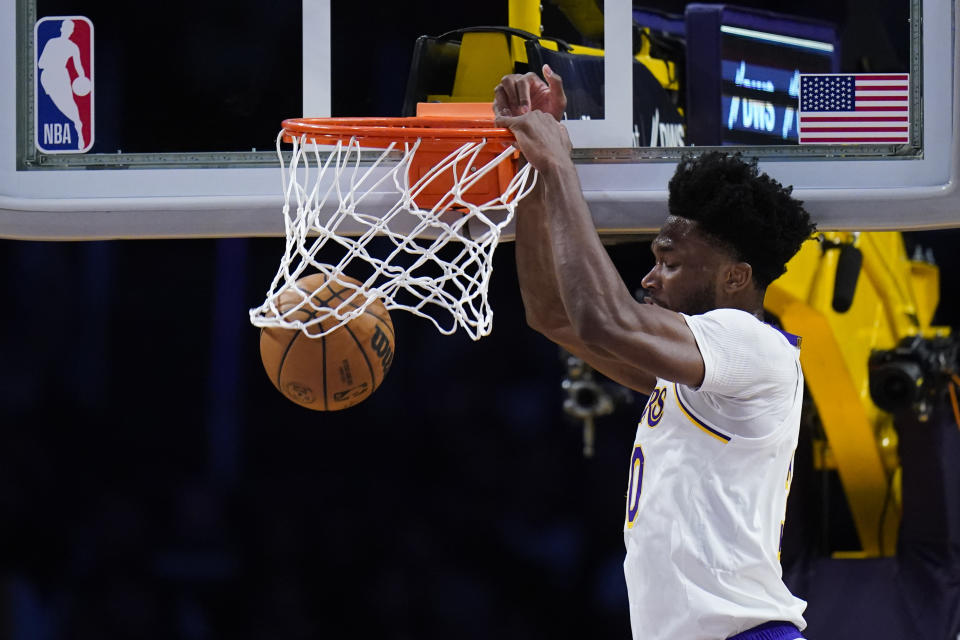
[539,162,638,344]
[515,180,574,335]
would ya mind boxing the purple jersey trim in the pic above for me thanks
[727,621,806,640]
[771,326,802,348]
[673,383,733,442]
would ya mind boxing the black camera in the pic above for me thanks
[869,335,958,418]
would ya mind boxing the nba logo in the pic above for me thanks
[35,16,94,153]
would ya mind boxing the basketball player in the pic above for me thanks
[494,66,816,640]
[37,19,87,150]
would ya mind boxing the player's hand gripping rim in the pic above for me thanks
[493,64,566,122]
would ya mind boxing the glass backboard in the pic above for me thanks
[1,0,957,240]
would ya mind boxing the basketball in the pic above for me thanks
[71,76,91,97]
[259,273,395,411]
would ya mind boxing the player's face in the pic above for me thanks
[640,216,730,316]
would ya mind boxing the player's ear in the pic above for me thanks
[723,261,753,293]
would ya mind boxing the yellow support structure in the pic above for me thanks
[507,0,679,92]
[509,0,541,65]
[446,32,515,103]
[765,232,949,557]
[635,27,680,92]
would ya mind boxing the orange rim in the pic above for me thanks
[281,116,515,149]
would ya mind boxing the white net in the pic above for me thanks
[249,131,537,341]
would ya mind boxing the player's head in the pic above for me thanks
[60,20,74,37]
[641,151,815,315]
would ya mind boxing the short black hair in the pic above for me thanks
[667,151,816,288]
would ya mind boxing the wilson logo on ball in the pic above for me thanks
[370,325,394,371]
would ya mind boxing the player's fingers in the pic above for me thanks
[542,64,567,117]
[543,64,564,91]
[519,72,551,113]
[496,75,528,115]
[497,111,552,148]
[495,112,537,156]
[494,112,521,128]
[493,84,514,116]
[514,74,541,114]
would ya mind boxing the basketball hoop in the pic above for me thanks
[249,105,538,341]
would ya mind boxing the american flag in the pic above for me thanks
[798,74,910,144]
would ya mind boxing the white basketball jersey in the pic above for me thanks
[623,308,807,640]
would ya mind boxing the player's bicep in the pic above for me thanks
[580,350,658,395]
[547,327,657,394]
[578,304,706,388]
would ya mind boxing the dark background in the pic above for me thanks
[2,228,958,639]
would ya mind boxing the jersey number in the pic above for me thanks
[625,444,645,529]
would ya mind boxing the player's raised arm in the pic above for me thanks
[494,68,659,393]
[494,68,571,339]
[494,71,587,370]
[495,70,704,391]
[510,146,659,394]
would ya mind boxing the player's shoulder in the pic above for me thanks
[686,307,765,333]
[686,308,798,351]
[683,307,801,400]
